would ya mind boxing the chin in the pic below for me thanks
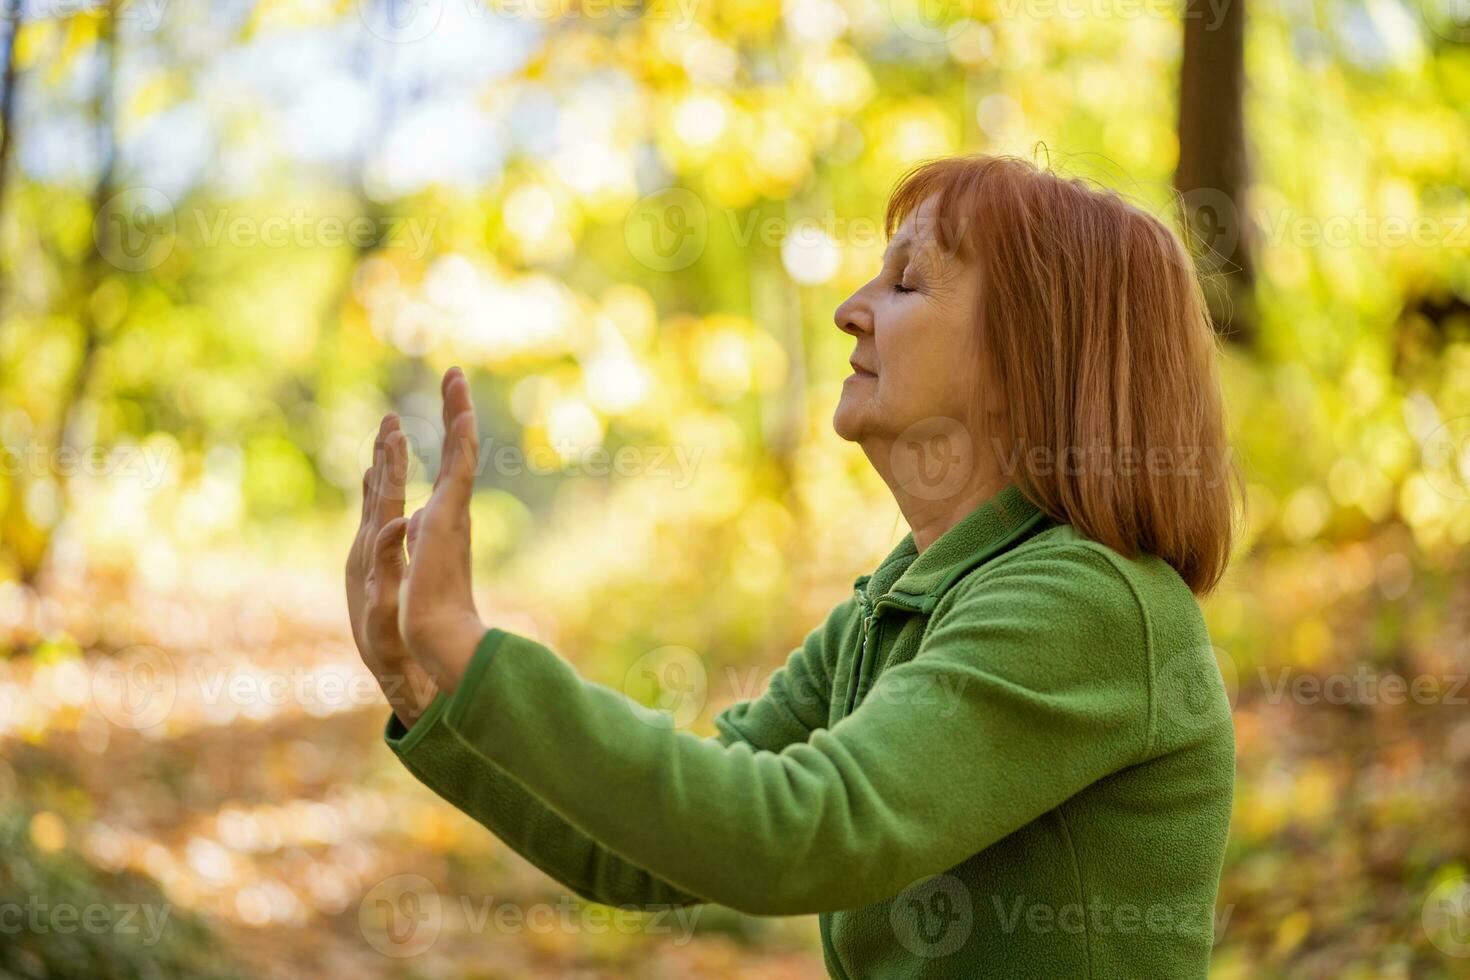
[831,397,868,442]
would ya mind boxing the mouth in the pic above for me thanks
[848,360,877,378]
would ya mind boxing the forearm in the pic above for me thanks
[439,630,923,914]
[388,609,845,912]
[385,692,710,910]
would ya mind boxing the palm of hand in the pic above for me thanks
[347,413,427,721]
[397,368,486,691]
[348,366,486,715]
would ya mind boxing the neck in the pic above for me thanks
[860,434,1009,554]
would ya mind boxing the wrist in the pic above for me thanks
[411,614,486,695]
[376,655,438,726]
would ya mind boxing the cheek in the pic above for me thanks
[873,306,915,370]
[878,309,977,414]
[876,308,947,385]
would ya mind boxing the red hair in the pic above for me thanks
[885,154,1240,596]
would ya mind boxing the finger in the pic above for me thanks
[406,508,425,555]
[439,371,475,485]
[437,407,480,512]
[365,414,390,526]
[435,368,455,490]
[361,415,387,524]
[440,367,455,438]
[436,367,466,492]
[444,366,473,421]
[359,467,374,526]
[376,422,408,524]
[373,516,410,596]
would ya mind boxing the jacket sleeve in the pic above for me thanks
[429,546,1156,916]
[382,597,851,909]
[711,595,850,751]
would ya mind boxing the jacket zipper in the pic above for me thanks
[844,589,925,716]
[826,588,934,975]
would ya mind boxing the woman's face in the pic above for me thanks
[832,196,987,449]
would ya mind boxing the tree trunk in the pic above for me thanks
[1175,0,1257,346]
[0,8,21,246]
[0,5,23,320]
[26,1,117,585]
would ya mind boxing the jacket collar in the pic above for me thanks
[854,483,1052,613]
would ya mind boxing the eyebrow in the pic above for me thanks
[883,236,914,264]
[884,234,943,270]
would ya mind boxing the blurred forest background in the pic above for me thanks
[0,0,1468,975]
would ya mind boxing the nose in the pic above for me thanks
[834,288,871,338]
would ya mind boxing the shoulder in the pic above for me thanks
[938,525,1148,633]
[917,526,1163,765]
[923,528,1153,688]
[953,523,1201,631]
[940,523,1229,756]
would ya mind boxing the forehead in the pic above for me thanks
[885,195,949,262]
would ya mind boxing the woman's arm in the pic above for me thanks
[385,689,704,908]
[428,546,1156,916]
[383,603,848,909]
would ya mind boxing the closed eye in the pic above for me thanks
[892,282,916,294]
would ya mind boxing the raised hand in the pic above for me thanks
[347,413,437,726]
[398,366,487,693]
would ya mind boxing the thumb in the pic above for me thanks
[373,516,410,591]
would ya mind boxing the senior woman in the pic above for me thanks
[345,154,1238,978]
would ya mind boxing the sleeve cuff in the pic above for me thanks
[444,627,512,731]
[382,627,511,758]
[383,688,449,756]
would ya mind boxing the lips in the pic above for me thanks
[849,360,877,376]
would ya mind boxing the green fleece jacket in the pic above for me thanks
[384,482,1235,978]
